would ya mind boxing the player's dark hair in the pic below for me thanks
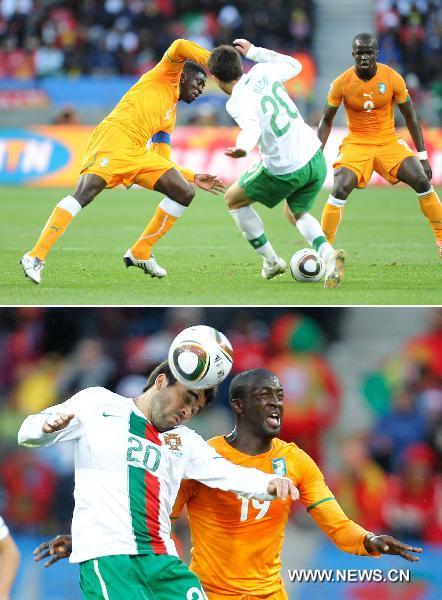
[143,359,217,405]
[352,33,378,49]
[144,360,177,391]
[183,60,206,78]
[229,369,276,402]
[208,45,243,83]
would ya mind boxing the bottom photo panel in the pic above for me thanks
[0,306,441,600]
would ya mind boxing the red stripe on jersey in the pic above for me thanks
[144,422,167,554]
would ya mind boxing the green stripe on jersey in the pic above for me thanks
[128,412,153,553]
[306,497,335,512]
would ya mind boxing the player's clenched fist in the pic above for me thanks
[267,477,299,500]
[232,39,252,55]
[42,413,75,433]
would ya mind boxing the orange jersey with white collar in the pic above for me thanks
[327,63,409,144]
[102,39,209,148]
[172,436,375,596]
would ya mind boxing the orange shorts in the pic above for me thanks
[206,587,288,600]
[80,122,174,190]
[333,136,416,188]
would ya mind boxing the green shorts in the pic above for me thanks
[80,554,207,600]
[239,148,326,212]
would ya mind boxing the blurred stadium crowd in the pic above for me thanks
[0,307,441,548]
[1,0,440,86]
[0,0,313,77]
[375,0,442,111]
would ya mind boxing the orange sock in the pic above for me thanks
[131,206,178,259]
[321,195,346,244]
[29,201,79,260]
[418,187,442,244]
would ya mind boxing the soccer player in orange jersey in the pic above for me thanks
[286,33,442,258]
[170,368,422,600]
[34,368,422,599]
[20,39,225,284]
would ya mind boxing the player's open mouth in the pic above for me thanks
[265,412,280,428]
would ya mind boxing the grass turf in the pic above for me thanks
[1,185,441,305]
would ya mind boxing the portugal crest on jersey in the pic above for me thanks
[164,433,182,454]
[272,458,287,476]
[378,83,386,94]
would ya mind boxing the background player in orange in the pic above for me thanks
[286,32,442,258]
[20,39,224,284]
[34,368,422,599]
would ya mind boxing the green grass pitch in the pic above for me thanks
[1,185,440,305]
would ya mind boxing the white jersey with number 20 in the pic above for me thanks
[226,45,321,175]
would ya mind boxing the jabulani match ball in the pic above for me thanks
[168,325,233,389]
[290,248,325,282]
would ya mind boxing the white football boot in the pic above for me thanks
[20,253,45,284]
[123,249,167,278]
[261,256,287,280]
[323,248,345,289]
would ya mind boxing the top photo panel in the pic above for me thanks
[1,2,441,306]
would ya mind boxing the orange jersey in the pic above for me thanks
[102,39,210,148]
[172,436,376,596]
[327,63,409,144]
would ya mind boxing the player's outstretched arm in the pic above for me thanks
[42,413,75,433]
[267,477,299,501]
[233,38,302,82]
[318,105,338,149]
[194,174,226,194]
[166,39,210,67]
[398,100,432,180]
[364,534,423,562]
[34,535,72,568]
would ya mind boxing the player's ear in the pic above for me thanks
[155,373,167,389]
[230,397,243,415]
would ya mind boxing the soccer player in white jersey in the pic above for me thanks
[208,39,345,288]
[18,360,297,599]
[0,515,20,600]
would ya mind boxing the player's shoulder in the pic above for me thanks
[271,437,301,458]
[206,435,225,450]
[332,66,354,86]
[173,425,208,447]
[377,62,400,77]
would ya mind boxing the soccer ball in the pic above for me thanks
[290,248,325,282]
[168,325,233,389]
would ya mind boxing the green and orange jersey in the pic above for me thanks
[171,436,377,596]
[327,63,409,145]
[102,39,210,150]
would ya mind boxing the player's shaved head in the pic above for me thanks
[183,60,207,79]
[352,33,378,50]
[229,368,278,402]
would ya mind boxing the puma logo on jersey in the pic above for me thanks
[362,92,374,99]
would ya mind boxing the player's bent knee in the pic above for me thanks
[412,173,431,194]
[181,184,195,206]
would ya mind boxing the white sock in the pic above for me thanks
[327,195,347,208]
[229,206,278,261]
[159,196,187,217]
[58,195,82,217]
